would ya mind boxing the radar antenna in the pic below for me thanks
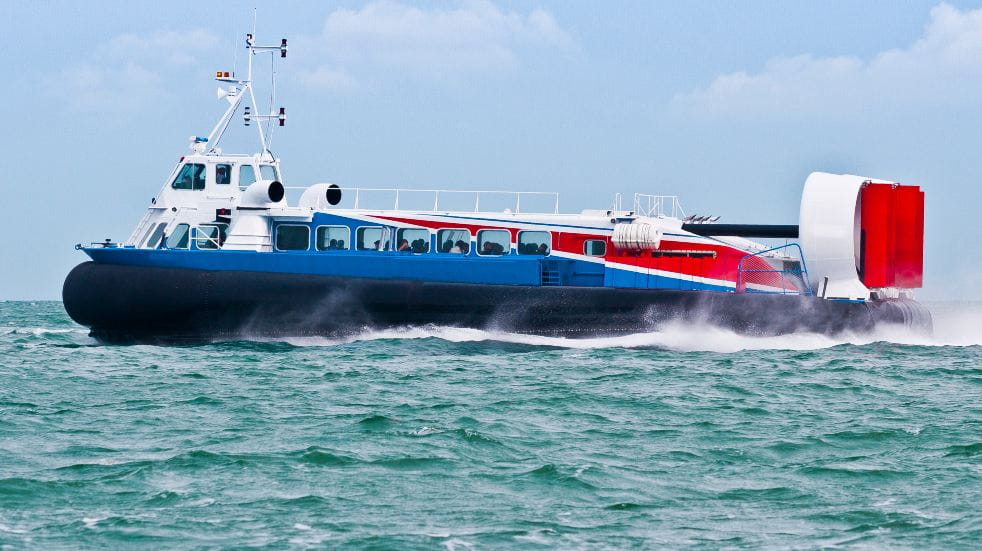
[204,23,287,158]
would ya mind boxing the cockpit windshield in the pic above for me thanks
[171,164,206,190]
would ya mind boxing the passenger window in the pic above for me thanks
[477,229,510,256]
[260,165,278,181]
[518,231,551,255]
[195,224,227,250]
[171,164,206,190]
[316,226,350,251]
[584,239,606,257]
[165,223,190,249]
[216,164,232,185]
[145,222,168,248]
[437,229,470,254]
[357,227,390,251]
[396,228,430,253]
[275,225,310,251]
[239,165,257,187]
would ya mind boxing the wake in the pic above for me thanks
[275,301,981,353]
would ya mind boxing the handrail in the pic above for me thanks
[266,185,562,214]
[736,243,812,295]
[190,224,224,250]
[633,194,685,219]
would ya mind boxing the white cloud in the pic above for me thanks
[298,0,574,88]
[671,3,982,120]
[52,29,221,112]
[299,65,357,91]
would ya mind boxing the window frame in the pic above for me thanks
[356,226,391,251]
[260,165,279,181]
[164,223,190,249]
[274,224,311,252]
[476,229,511,257]
[396,228,431,254]
[238,164,257,187]
[140,221,167,249]
[170,163,206,190]
[517,230,552,256]
[315,225,351,251]
[435,228,472,254]
[583,239,607,257]
[215,163,232,185]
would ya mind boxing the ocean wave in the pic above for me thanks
[0,327,89,336]
[256,319,977,353]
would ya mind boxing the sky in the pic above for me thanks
[1,0,980,300]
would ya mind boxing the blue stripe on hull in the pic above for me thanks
[603,265,734,293]
[85,247,732,291]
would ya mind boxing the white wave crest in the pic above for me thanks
[0,327,89,336]
[273,301,981,353]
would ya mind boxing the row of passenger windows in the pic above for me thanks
[275,225,607,257]
[153,222,607,257]
[171,163,278,190]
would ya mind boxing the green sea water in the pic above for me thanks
[1,301,980,549]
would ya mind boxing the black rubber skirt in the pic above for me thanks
[63,262,932,343]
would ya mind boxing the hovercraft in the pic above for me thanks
[63,31,931,343]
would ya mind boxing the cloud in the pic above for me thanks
[299,65,357,91]
[671,3,982,120]
[52,29,221,112]
[298,0,574,88]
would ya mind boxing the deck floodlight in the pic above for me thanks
[278,107,286,126]
[281,38,288,58]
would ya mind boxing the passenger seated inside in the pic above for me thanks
[397,239,411,252]
[454,240,469,254]
[442,240,454,253]
[411,238,428,253]
[517,231,550,256]
[216,165,230,185]
[329,238,338,249]
[482,241,506,255]
[337,240,345,249]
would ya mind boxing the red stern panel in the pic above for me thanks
[860,182,924,289]
[893,185,924,288]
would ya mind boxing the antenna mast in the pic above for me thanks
[205,23,287,157]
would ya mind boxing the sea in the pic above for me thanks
[1,300,980,549]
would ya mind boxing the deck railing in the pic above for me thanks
[278,186,561,214]
[633,194,685,219]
